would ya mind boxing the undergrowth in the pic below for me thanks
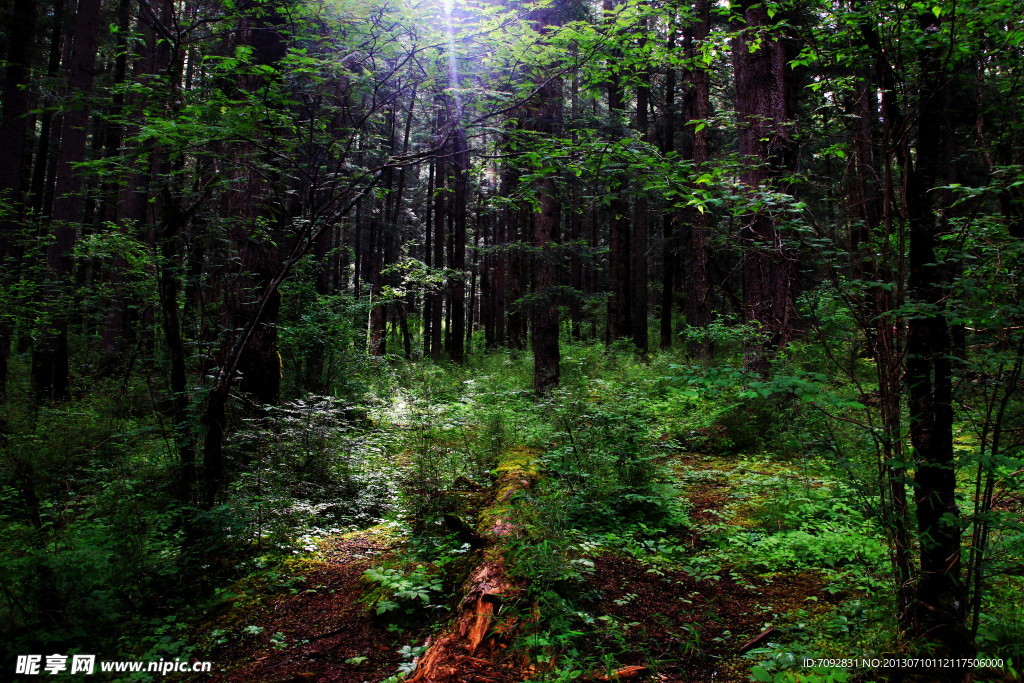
[3,342,1021,681]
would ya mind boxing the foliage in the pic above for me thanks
[227,394,398,549]
[364,565,444,617]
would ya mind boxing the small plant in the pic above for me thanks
[396,643,429,676]
[364,564,443,616]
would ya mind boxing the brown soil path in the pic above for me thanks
[203,526,408,682]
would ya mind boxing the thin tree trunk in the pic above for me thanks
[605,0,631,344]
[156,192,202,500]
[424,160,435,357]
[658,27,677,351]
[450,126,469,363]
[493,169,508,347]
[687,0,712,360]
[631,65,650,354]
[506,208,527,350]
[569,68,583,341]
[432,134,446,359]
[29,0,66,218]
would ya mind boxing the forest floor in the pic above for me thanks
[200,525,409,682]
[195,449,859,683]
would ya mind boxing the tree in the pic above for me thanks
[901,6,972,671]
[524,0,571,393]
[604,0,633,345]
[731,0,799,373]
[0,0,37,397]
[31,0,103,401]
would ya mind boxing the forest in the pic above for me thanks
[0,0,1022,680]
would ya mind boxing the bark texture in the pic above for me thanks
[732,0,798,373]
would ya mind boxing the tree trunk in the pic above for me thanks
[450,126,469,363]
[224,6,288,403]
[0,0,38,396]
[686,0,712,360]
[407,449,540,683]
[493,169,508,347]
[32,0,103,402]
[506,208,527,350]
[631,67,650,354]
[658,26,677,351]
[532,173,561,395]
[902,10,972,675]
[525,0,565,393]
[96,0,139,376]
[156,192,201,501]
[424,160,435,357]
[432,136,446,359]
[605,0,631,344]
[732,0,798,373]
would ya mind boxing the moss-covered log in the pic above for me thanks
[407,448,539,682]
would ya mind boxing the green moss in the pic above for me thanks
[476,447,541,535]
[494,446,541,478]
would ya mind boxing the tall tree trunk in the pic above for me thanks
[732,0,798,373]
[527,0,565,393]
[306,225,335,392]
[658,26,678,351]
[569,68,584,341]
[32,0,103,402]
[224,7,287,403]
[902,10,972,675]
[631,65,651,354]
[392,98,416,360]
[493,168,508,347]
[468,192,482,354]
[854,7,918,631]
[686,0,713,360]
[431,135,446,359]
[369,118,395,357]
[450,126,469,363]
[156,191,202,501]
[532,178,560,394]
[29,0,66,218]
[0,0,38,397]
[506,207,527,350]
[96,0,137,376]
[604,0,631,344]
[424,160,435,357]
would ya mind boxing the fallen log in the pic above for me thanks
[407,447,539,683]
